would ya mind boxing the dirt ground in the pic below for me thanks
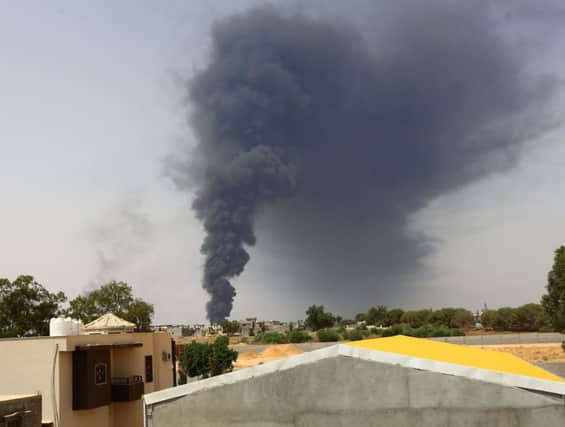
[234,344,304,369]
[478,343,565,363]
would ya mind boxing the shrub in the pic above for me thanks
[348,329,364,341]
[287,329,312,343]
[253,332,288,344]
[317,328,340,342]
[380,323,463,338]
[178,370,187,385]
[179,336,237,379]
[539,325,554,333]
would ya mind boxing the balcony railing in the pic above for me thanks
[111,375,144,402]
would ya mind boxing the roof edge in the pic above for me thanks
[144,342,565,407]
[337,344,565,396]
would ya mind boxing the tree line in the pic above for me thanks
[302,245,565,335]
[0,276,153,338]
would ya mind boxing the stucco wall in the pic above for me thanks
[0,337,65,422]
[148,356,565,427]
[0,395,42,427]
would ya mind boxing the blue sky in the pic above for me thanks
[1,1,564,323]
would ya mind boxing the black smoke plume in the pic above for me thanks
[179,1,556,322]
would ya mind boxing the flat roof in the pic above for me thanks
[346,335,564,383]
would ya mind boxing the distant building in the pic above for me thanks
[0,321,174,427]
[239,318,257,336]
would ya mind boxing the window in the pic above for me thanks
[145,355,153,383]
[94,363,107,386]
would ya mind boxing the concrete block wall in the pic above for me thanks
[147,357,565,427]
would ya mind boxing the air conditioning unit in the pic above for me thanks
[162,351,171,361]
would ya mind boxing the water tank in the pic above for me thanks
[50,317,67,336]
[70,319,85,336]
[64,317,75,335]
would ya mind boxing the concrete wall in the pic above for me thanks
[432,332,565,345]
[148,356,565,427]
[0,395,42,427]
[538,362,565,379]
[0,337,65,422]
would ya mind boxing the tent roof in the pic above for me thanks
[84,313,135,330]
[347,335,563,383]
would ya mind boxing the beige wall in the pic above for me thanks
[0,333,174,427]
[0,337,65,422]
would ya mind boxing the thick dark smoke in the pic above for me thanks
[179,1,556,322]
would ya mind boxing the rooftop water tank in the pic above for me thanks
[50,317,67,336]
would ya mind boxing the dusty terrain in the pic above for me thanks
[234,344,304,369]
[478,343,565,363]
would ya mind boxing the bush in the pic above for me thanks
[539,325,554,333]
[348,329,364,341]
[317,328,340,342]
[287,329,312,343]
[253,332,288,344]
[178,370,187,385]
[380,323,463,338]
[179,336,237,379]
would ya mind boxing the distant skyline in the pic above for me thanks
[1,0,565,323]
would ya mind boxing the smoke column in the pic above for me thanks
[178,1,556,322]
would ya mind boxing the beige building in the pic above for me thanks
[0,332,174,427]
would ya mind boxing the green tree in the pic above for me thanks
[366,306,387,326]
[493,307,514,331]
[355,312,368,322]
[179,336,237,379]
[179,341,210,378]
[480,309,497,328]
[511,303,547,332]
[209,336,238,376]
[431,308,473,329]
[219,320,241,336]
[542,246,565,332]
[67,281,153,332]
[383,309,404,326]
[400,310,432,328]
[304,305,335,331]
[0,275,66,337]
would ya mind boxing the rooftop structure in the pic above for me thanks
[144,336,565,427]
[84,313,136,334]
[0,332,174,427]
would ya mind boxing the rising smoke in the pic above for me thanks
[176,1,557,323]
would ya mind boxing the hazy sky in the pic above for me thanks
[1,1,564,324]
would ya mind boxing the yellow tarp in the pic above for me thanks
[347,335,564,383]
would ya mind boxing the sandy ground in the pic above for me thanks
[476,343,565,363]
[234,344,304,369]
